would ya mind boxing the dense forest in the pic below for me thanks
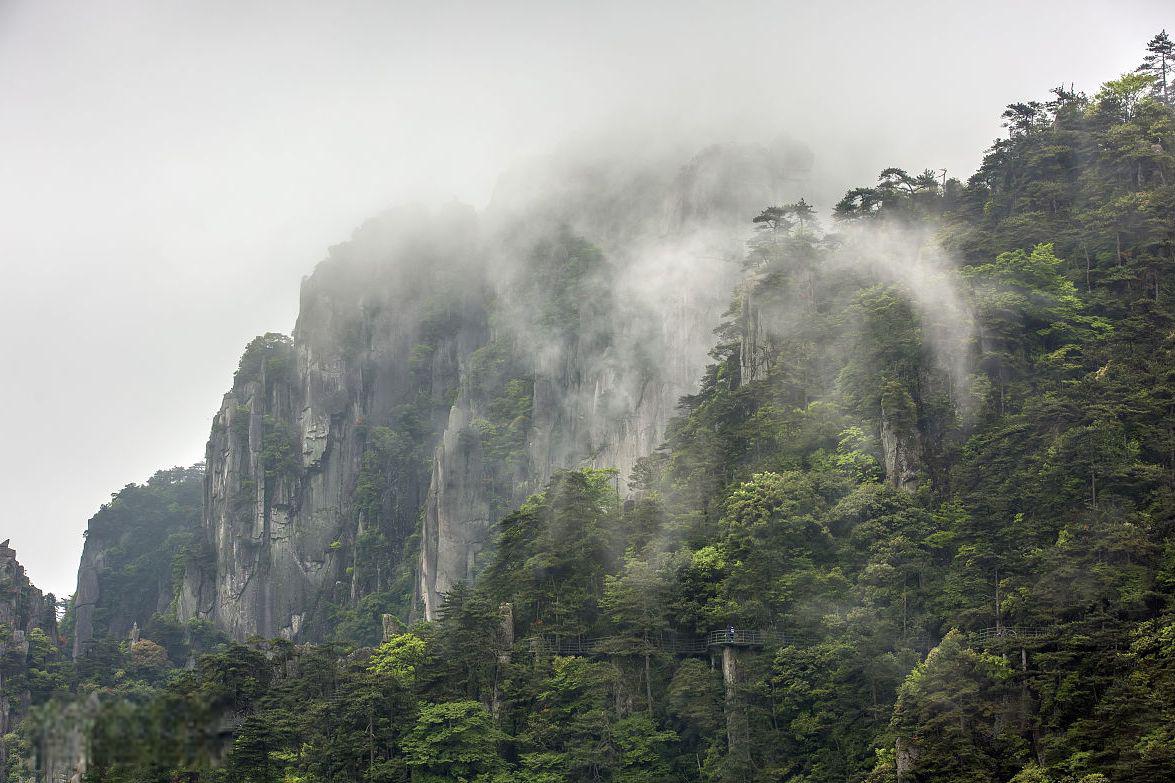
[4,31,1175,783]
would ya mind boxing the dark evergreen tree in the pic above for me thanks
[1138,29,1174,105]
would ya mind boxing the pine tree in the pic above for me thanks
[1137,30,1174,105]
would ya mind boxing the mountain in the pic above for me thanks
[174,141,813,643]
[0,542,62,781]
[71,466,204,659]
[10,36,1175,783]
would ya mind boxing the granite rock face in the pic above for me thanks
[0,542,56,632]
[418,142,812,617]
[880,393,923,493]
[71,466,203,659]
[180,143,812,637]
[179,207,486,639]
[70,537,105,659]
[0,541,59,782]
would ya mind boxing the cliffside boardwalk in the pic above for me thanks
[536,626,1072,658]
[535,628,935,657]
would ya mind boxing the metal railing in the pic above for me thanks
[969,627,1053,645]
[534,628,931,657]
[533,632,706,657]
[705,628,772,647]
[541,626,1106,657]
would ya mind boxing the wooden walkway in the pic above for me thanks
[533,626,1059,658]
[969,627,1052,645]
[536,628,932,657]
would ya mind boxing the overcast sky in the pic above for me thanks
[0,0,1168,597]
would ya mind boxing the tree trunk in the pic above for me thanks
[645,652,654,713]
[1084,242,1092,292]
[994,566,1002,631]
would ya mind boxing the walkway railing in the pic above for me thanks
[541,626,1103,657]
[969,627,1053,645]
[705,628,774,647]
[535,628,932,657]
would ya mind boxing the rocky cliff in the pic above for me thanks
[0,541,56,641]
[71,466,203,658]
[179,142,812,640]
[178,206,485,640]
[0,541,60,781]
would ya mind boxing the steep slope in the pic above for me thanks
[178,142,814,641]
[58,44,1175,783]
[178,206,486,641]
[70,466,203,658]
[0,542,61,782]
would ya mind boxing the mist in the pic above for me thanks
[0,0,1168,597]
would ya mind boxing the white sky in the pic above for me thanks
[1,0,1169,597]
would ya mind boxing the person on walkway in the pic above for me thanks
[727,625,735,643]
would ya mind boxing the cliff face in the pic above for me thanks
[71,466,203,658]
[180,143,812,639]
[416,222,755,615]
[70,540,105,659]
[0,541,59,781]
[179,207,485,639]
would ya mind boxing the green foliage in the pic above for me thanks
[884,630,1026,781]
[524,228,612,342]
[234,332,294,388]
[718,471,834,626]
[77,465,204,655]
[260,415,300,481]
[369,632,426,684]
[516,656,618,781]
[473,378,533,476]
[400,701,504,782]
[837,286,924,418]
[335,397,451,641]
[482,469,623,637]
[963,242,1110,402]
[1137,30,1174,105]
[53,34,1175,783]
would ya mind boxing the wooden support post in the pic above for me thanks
[722,646,751,778]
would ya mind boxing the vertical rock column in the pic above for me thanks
[491,603,514,719]
[721,646,751,777]
[0,541,59,782]
[895,736,919,782]
[418,400,492,620]
[879,382,922,493]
